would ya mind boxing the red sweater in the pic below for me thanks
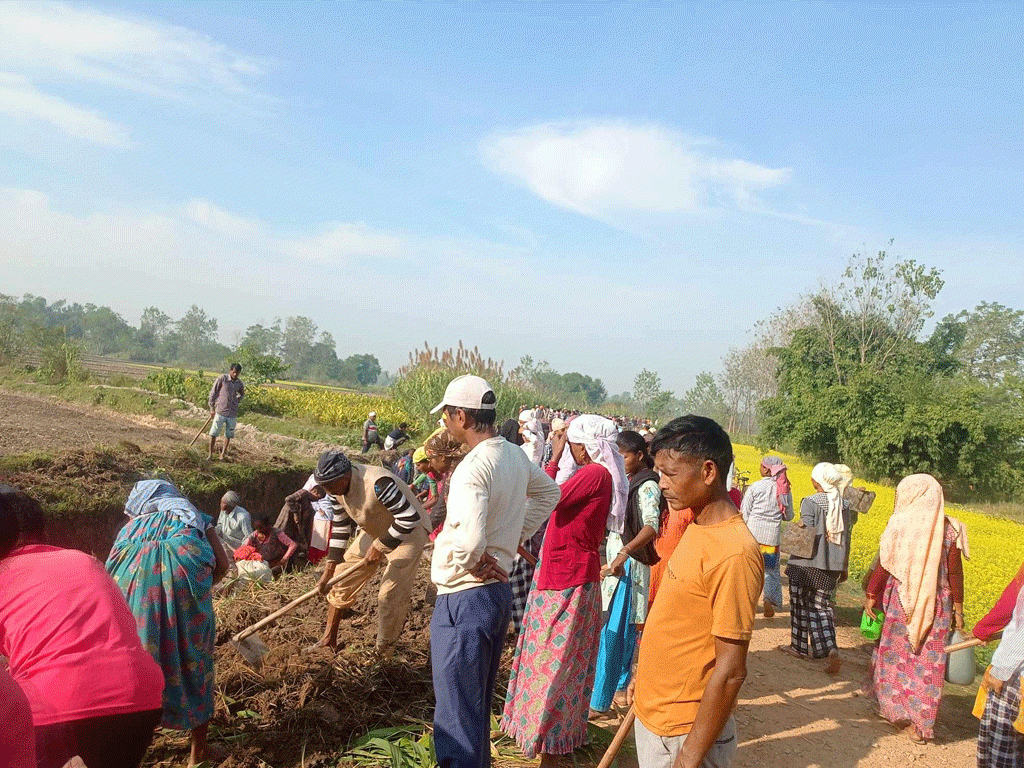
[974,563,1024,641]
[866,543,964,604]
[535,462,613,591]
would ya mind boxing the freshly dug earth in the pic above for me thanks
[142,559,438,768]
[0,390,189,455]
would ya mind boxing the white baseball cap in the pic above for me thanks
[430,374,497,414]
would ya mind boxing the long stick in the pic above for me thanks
[232,560,364,643]
[189,414,214,448]
[597,706,635,768]
[945,636,986,654]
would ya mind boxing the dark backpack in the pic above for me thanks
[622,468,664,566]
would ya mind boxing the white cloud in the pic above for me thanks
[0,1,265,144]
[0,71,129,146]
[182,198,405,262]
[481,121,791,219]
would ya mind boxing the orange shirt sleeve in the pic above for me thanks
[705,548,764,641]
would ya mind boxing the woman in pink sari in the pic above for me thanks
[863,474,966,743]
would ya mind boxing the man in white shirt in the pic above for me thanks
[429,375,560,768]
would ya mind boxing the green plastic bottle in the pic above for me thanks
[860,609,884,640]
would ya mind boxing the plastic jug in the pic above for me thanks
[860,609,884,640]
[946,630,977,685]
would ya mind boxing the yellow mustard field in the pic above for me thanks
[733,443,1021,631]
[246,387,411,430]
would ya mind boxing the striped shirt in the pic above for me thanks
[374,476,421,550]
[325,476,422,561]
[740,477,794,546]
[326,498,356,561]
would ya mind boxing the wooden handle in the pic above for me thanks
[597,706,635,768]
[232,560,363,642]
[189,414,214,447]
[517,546,538,567]
[944,636,985,654]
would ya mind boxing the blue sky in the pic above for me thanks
[2,1,1021,395]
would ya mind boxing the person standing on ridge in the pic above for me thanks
[208,363,244,460]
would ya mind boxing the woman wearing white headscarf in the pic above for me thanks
[501,415,615,765]
[863,474,965,744]
[780,462,851,674]
[518,409,546,466]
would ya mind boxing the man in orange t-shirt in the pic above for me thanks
[628,415,763,768]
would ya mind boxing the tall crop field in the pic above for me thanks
[734,443,1021,661]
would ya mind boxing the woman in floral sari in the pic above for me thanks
[864,473,966,744]
[106,480,230,767]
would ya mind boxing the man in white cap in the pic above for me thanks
[362,411,384,453]
[429,375,561,768]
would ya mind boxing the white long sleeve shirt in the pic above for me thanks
[431,436,561,595]
[740,477,794,546]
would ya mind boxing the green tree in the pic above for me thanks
[340,353,381,386]
[235,344,290,385]
[281,316,317,369]
[175,305,218,362]
[939,302,1024,383]
[682,372,726,423]
[633,369,662,409]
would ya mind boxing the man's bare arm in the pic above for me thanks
[674,636,749,768]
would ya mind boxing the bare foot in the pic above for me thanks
[763,600,776,618]
[306,638,337,652]
[905,725,927,744]
[824,649,842,674]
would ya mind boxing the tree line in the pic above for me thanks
[0,294,381,388]
[698,248,1023,501]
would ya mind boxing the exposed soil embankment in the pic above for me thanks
[0,444,311,559]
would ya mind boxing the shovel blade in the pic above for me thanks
[231,634,270,668]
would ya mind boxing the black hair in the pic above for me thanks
[254,511,274,527]
[498,418,524,446]
[0,485,45,558]
[230,363,242,373]
[616,430,654,469]
[650,415,733,486]
[443,390,498,432]
[399,423,408,430]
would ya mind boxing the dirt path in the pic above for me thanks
[0,390,191,455]
[728,609,976,768]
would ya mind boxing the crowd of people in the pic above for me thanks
[1,373,1023,768]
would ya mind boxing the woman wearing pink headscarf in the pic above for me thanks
[864,474,965,744]
[740,456,794,616]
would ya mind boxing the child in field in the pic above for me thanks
[236,513,298,577]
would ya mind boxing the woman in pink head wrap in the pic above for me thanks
[740,456,794,617]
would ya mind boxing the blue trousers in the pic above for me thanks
[590,563,636,712]
[763,549,783,608]
[431,582,512,768]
